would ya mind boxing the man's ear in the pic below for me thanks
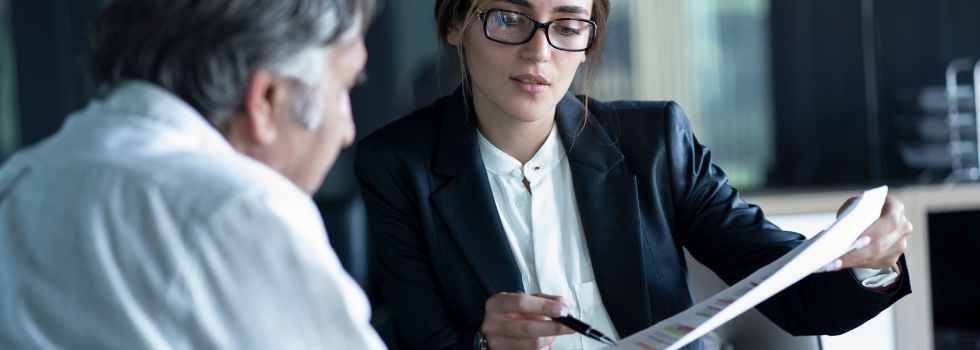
[243,69,279,145]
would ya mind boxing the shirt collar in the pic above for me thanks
[81,80,235,154]
[477,122,566,180]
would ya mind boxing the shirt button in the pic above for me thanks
[516,200,525,208]
[511,169,522,178]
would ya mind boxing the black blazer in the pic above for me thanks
[354,87,911,350]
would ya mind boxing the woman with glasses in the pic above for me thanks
[355,1,912,349]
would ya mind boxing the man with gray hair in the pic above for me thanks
[0,0,385,349]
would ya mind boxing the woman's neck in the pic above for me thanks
[475,108,555,165]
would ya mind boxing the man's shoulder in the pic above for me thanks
[0,131,309,229]
[152,150,313,223]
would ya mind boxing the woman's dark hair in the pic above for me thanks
[86,0,375,129]
[434,0,611,110]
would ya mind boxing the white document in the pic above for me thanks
[604,186,888,350]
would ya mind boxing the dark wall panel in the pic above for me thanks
[12,0,99,147]
[929,209,980,349]
[769,0,870,187]
[875,0,980,183]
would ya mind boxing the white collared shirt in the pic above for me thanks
[0,81,386,350]
[478,123,618,350]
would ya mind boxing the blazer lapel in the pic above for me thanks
[431,88,524,296]
[556,94,654,336]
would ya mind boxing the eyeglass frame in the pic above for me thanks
[475,9,597,52]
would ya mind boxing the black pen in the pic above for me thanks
[552,316,617,346]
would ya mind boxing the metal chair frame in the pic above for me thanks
[941,58,980,184]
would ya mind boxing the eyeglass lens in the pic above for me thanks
[485,11,593,51]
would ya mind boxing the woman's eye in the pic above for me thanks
[556,25,580,36]
[501,15,521,25]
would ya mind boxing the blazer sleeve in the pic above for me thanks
[659,101,911,336]
[355,140,475,350]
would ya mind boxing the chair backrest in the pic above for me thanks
[317,195,372,288]
[684,248,822,350]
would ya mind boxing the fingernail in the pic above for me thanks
[833,259,843,270]
[855,236,872,249]
[551,304,570,317]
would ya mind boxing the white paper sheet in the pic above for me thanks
[604,186,888,350]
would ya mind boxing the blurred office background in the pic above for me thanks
[2,0,979,349]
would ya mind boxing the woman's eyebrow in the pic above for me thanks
[489,0,589,16]
[491,0,533,9]
[554,5,589,15]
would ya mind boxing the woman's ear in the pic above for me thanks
[446,23,462,46]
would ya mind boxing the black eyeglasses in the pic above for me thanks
[475,9,596,52]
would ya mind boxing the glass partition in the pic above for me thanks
[0,0,20,160]
[582,0,774,190]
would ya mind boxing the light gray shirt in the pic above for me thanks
[0,81,386,350]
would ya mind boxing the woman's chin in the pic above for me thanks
[506,111,552,124]
[503,100,556,123]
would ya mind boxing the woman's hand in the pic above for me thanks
[481,292,576,350]
[827,195,912,271]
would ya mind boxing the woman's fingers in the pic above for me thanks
[486,292,569,318]
[484,318,574,338]
[836,196,860,217]
[532,293,574,316]
[482,293,574,349]
[839,223,898,268]
[835,196,913,271]
[532,293,568,306]
[487,334,556,350]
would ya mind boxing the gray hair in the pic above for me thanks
[273,45,334,129]
[86,0,374,129]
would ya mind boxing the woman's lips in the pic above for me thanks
[510,74,550,94]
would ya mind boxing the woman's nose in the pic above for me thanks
[520,27,552,62]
